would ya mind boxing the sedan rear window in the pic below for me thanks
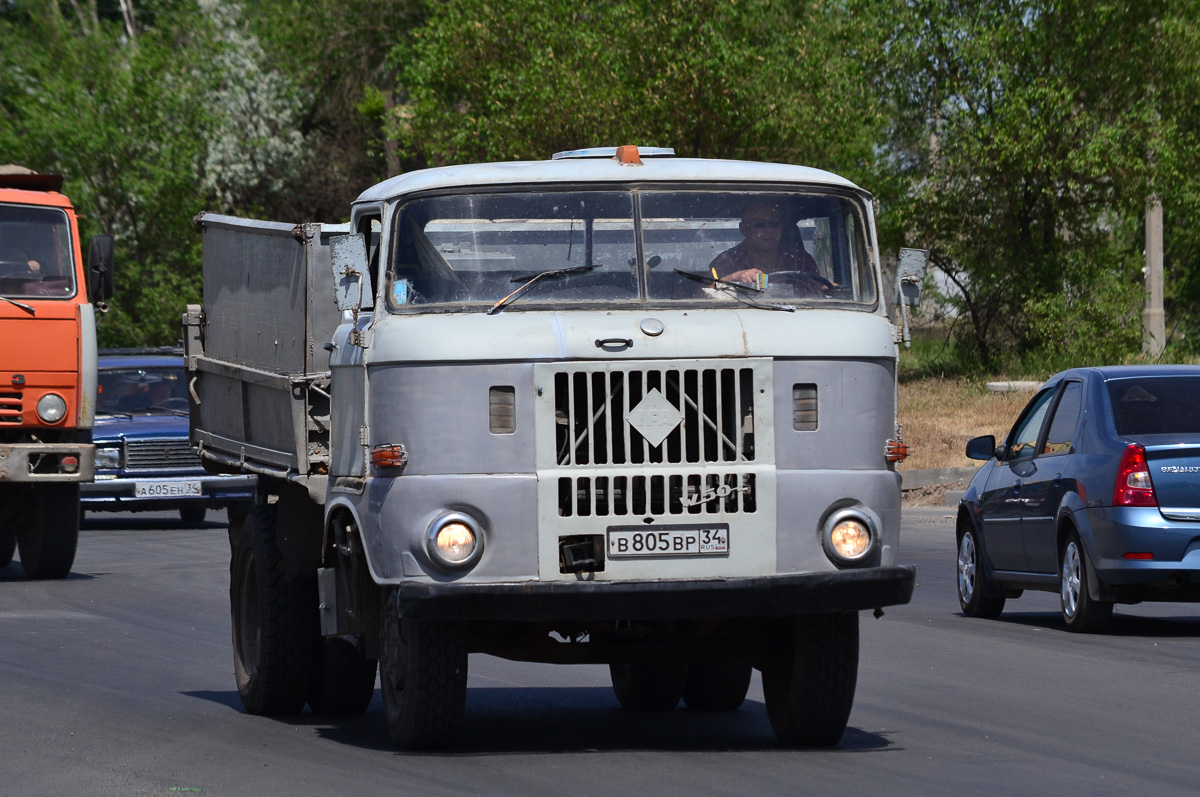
[1107,377,1200,435]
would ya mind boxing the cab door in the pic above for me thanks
[979,387,1058,572]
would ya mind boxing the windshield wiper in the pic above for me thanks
[0,295,36,315]
[487,264,599,315]
[672,269,795,312]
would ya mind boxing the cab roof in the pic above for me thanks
[354,151,864,205]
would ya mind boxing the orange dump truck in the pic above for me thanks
[0,166,114,578]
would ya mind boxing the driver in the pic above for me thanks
[709,201,822,293]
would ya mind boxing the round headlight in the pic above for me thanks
[426,512,483,569]
[822,508,877,565]
[36,393,67,424]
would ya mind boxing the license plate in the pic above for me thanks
[135,480,202,498]
[607,524,729,558]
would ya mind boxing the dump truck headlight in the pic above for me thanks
[36,393,67,424]
[426,512,484,569]
[822,508,876,565]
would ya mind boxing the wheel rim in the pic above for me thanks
[957,533,977,604]
[1062,541,1082,619]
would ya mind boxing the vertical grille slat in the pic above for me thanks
[553,365,756,467]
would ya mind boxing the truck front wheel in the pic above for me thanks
[17,484,79,579]
[230,504,317,715]
[380,603,467,749]
[762,612,859,747]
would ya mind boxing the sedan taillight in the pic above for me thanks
[1112,443,1157,507]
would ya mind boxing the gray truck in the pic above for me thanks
[185,146,923,748]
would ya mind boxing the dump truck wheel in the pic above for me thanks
[380,606,467,749]
[307,637,378,716]
[762,612,859,747]
[17,484,79,579]
[230,504,317,715]
[682,655,753,711]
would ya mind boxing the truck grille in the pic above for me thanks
[552,365,757,466]
[0,391,21,424]
[125,438,202,470]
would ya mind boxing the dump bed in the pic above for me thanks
[185,213,346,484]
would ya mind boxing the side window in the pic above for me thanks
[1042,381,1083,455]
[358,214,382,299]
[1006,387,1057,461]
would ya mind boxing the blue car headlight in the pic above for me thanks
[95,445,122,469]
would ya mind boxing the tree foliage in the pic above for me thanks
[0,0,1198,369]
[394,0,882,181]
[868,0,1200,369]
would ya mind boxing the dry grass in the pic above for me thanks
[897,378,1036,471]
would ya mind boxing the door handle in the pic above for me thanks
[1012,479,1022,493]
[1054,473,1063,487]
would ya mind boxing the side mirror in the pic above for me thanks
[87,234,115,301]
[329,233,373,313]
[966,435,998,461]
[897,248,929,307]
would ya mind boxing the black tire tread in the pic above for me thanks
[232,504,316,715]
[17,484,79,579]
[763,612,859,747]
[382,617,468,749]
[609,661,687,711]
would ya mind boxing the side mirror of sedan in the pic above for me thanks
[966,435,998,461]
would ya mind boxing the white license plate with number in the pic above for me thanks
[135,480,202,498]
[607,525,729,558]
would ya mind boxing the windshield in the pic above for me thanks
[98,366,189,414]
[385,189,876,312]
[0,204,76,298]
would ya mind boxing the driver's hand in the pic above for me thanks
[26,260,40,274]
[724,268,761,283]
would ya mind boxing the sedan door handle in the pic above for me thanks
[1054,473,1063,487]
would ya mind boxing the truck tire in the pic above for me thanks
[380,606,468,749]
[609,660,688,710]
[17,484,79,579]
[682,655,753,711]
[230,504,317,715]
[0,527,15,568]
[307,637,378,716]
[762,612,859,747]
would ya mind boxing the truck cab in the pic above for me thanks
[0,166,113,578]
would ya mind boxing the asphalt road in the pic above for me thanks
[2,508,1199,795]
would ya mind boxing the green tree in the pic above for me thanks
[869,0,1200,370]
[393,0,882,184]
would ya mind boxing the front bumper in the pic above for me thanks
[393,565,915,622]
[81,472,256,511]
[0,443,95,482]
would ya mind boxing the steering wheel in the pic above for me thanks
[0,259,34,277]
[159,397,190,411]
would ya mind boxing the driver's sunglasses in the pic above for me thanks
[750,219,782,229]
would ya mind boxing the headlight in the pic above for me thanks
[426,512,484,569]
[95,445,122,469]
[822,507,877,565]
[36,393,67,424]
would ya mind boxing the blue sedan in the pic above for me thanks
[82,351,255,524]
[957,365,1200,632]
